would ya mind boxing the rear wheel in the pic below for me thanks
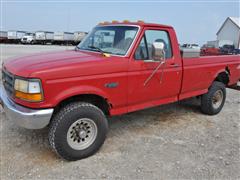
[201,81,226,115]
[48,102,108,161]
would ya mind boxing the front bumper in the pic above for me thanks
[0,85,54,129]
[21,40,31,44]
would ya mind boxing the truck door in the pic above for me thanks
[127,28,182,112]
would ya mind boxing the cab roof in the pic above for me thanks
[97,21,173,29]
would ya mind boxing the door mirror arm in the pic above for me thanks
[143,42,167,86]
[143,53,166,86]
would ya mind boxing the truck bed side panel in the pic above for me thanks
[180,55,240,100]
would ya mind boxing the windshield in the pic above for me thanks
[77,26,139,56]
[26,33,34,36]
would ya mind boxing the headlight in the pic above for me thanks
[14,78,43,102]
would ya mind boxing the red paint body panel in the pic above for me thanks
[3,22,240,116]
[127,26,183,112]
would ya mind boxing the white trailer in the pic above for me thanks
[0,31,8,43]
[35,31,54,44]
[7,30,26,43]
[53,32,74,45]
[73,31,87,45]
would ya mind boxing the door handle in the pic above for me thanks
[170,63,180,68]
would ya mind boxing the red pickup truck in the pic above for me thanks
[1,21,240,161]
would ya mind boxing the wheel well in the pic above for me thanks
[214,68,230,85]
[54,94,111,116]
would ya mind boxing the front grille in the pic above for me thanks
[2,68,14,97]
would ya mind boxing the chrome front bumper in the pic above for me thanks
[0,85,54,129]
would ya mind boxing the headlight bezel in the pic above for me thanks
[14,76,44,102]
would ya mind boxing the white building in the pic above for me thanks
[216,17,240,49]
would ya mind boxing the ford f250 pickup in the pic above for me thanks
[1,21,240,161]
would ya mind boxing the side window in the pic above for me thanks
[134,30,172,60]
[134,36,148,60]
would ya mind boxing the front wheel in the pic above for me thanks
[201,81,226,115]
[48,102,108,161]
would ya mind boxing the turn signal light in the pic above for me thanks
[15,91,43,102]
[98,21,110,25]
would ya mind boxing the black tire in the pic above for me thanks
[48,102,108,161]
[201,81,226,115]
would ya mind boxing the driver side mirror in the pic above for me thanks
[152,42,165,61]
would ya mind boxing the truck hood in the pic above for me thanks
[4,50,109,78]
[22,36,33,38]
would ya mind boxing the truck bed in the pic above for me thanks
[180,54,240,100]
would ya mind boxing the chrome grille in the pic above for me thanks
[2,69,14,96]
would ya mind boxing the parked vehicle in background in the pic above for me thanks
[35,31,54,44]
[1,21,240,161]
[181,43,200,49]
[53,32,74,45]
[233,49,240,54]
[21,33,36,44]
[201,44,221,56]
[73,31,88,45]
[7,30,26,43]
[0,31,8,43]
[220,44,235,54]
[181,44,200,58]
[207,40,233,48]
[180,47,201,58]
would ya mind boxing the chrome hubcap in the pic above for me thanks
[67,118,97,150]
[79,130,87,139]
[212,90,223,109]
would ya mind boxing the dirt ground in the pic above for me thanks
[0,44,239,180]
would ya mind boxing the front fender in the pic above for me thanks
[52,85,110,106]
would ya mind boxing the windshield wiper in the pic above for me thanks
[88,46,106,54]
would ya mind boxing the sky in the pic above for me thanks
[1,0,239,45]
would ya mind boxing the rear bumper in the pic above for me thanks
[0,85,54,129]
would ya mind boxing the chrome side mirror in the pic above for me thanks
[152,42,165,61]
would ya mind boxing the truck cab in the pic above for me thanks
[1,21,240,161]
[21,33,36,44]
